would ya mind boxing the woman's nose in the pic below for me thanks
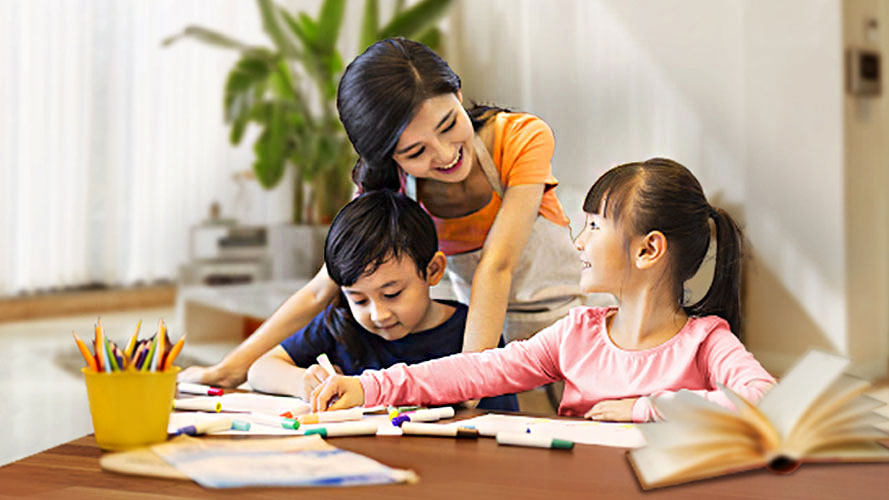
[431,138,456,164]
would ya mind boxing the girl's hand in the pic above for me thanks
[311,375,365,412]
[300,363,342,400]
[584,397,638,422]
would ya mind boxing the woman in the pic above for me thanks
[180,38,582,392]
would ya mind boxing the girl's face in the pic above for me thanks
[392,92,475,183]
[341,255,440,341]
[573,212,632,294]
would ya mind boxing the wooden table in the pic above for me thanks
[1,415,887,499]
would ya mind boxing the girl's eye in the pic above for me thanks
[352,299,368,306]
[589,221,599,229]
[440,118,456,133]
[406,148,425,159]
[383,290,402,299]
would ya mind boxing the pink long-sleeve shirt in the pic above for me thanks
[360,307,776,422]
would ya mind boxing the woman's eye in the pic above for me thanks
[353,299,368,306]
[589,221,599,230]
[384,290,402,299]
[406,148,425,159]
[440,118,456,133]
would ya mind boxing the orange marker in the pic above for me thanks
[163,334,186,371]
[72,332,97,372]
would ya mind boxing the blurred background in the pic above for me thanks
[2,0,888,465]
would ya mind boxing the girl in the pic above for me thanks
[311,159,776,422]
[181,38,582,389]
[247,191,517,411]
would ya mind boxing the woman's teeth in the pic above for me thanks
[439,149,461,170]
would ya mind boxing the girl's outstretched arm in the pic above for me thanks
[357,317,567,409]
[178,266,339,387]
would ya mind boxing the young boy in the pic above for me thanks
[247,190,518,411]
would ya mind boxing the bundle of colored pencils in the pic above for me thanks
[72,318,185,373]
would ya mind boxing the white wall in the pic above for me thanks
[448,0,887,377]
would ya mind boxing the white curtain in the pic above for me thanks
[0,0,293,296]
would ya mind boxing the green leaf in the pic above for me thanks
[281,9,314,51]
[358,0,379,52]
[162,25,253,51]
[379,0,454,40]
[257,0,302,58]
[416,26,441,52]
[316,0,346,52]
[252,106,289,189]
[223,54,273,123]
[298,12,320,49]
[269,59,296,100]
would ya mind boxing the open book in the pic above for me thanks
[627,350,889,489]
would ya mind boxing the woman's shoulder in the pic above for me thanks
[494,112,554,140]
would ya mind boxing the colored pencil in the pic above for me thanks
[124,320,141,358]
[72,332,97,372]
[163,335,186,371]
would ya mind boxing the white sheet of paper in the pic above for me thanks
[450,413,646,448]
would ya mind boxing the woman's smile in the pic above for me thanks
[435,147,463,174]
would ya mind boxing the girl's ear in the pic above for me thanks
[425,251,448,285]
[635,231,667,270]
[456,89,463,104]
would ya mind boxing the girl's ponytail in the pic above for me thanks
[684,206,744,338]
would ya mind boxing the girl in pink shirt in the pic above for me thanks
[312,159,776,422]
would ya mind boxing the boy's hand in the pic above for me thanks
[300,363,342,400]
[311,375,365,412]
[584,397,638,422]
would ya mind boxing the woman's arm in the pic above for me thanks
[178,265,339,387]
[462,183,544,352]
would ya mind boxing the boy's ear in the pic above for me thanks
[635,231,667,270]
[425,251,447,286]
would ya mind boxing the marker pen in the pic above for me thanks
[316,353,337,377]
[298,407,364,425]
[238,412,300,430]
[178,382,224,396]
[495,431,574,450]
[391,407,455,426]
[173,399,222,412]
[401,422,479,438]
[174,417,232,436]
[303,420,379,438]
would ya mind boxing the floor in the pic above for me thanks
[1,308,886,467]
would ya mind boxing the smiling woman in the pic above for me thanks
[181,38,583,399]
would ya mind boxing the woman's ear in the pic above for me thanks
[425,251,447,285]
[635,231,667,270]
[456,89,463,104]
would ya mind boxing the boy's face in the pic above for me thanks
[341,254,444,341]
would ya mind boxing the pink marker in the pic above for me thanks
[178,382,224,396]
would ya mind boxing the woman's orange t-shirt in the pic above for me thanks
[430,112,570,255]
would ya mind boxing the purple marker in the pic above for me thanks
[391,407,455,426]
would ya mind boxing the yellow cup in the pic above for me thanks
[82,366,179,450]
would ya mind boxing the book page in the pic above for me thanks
[757,350,848,438]
[152,435,417,488]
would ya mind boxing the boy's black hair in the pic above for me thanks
[583,158,745,338]
[323,190,438,362]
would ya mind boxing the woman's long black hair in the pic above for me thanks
[583,158,745,337]
[323,190,439,363]
[337,37,508,192]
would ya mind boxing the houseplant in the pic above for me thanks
[164,0,454,224]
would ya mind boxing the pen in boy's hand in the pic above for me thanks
[316,353,337,377]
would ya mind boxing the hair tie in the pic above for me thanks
[708,206,719,219]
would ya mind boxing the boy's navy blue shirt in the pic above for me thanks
[280,300,518,412]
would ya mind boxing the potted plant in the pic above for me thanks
[164,0,454,225]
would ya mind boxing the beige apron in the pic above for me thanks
[406,134,582,343]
